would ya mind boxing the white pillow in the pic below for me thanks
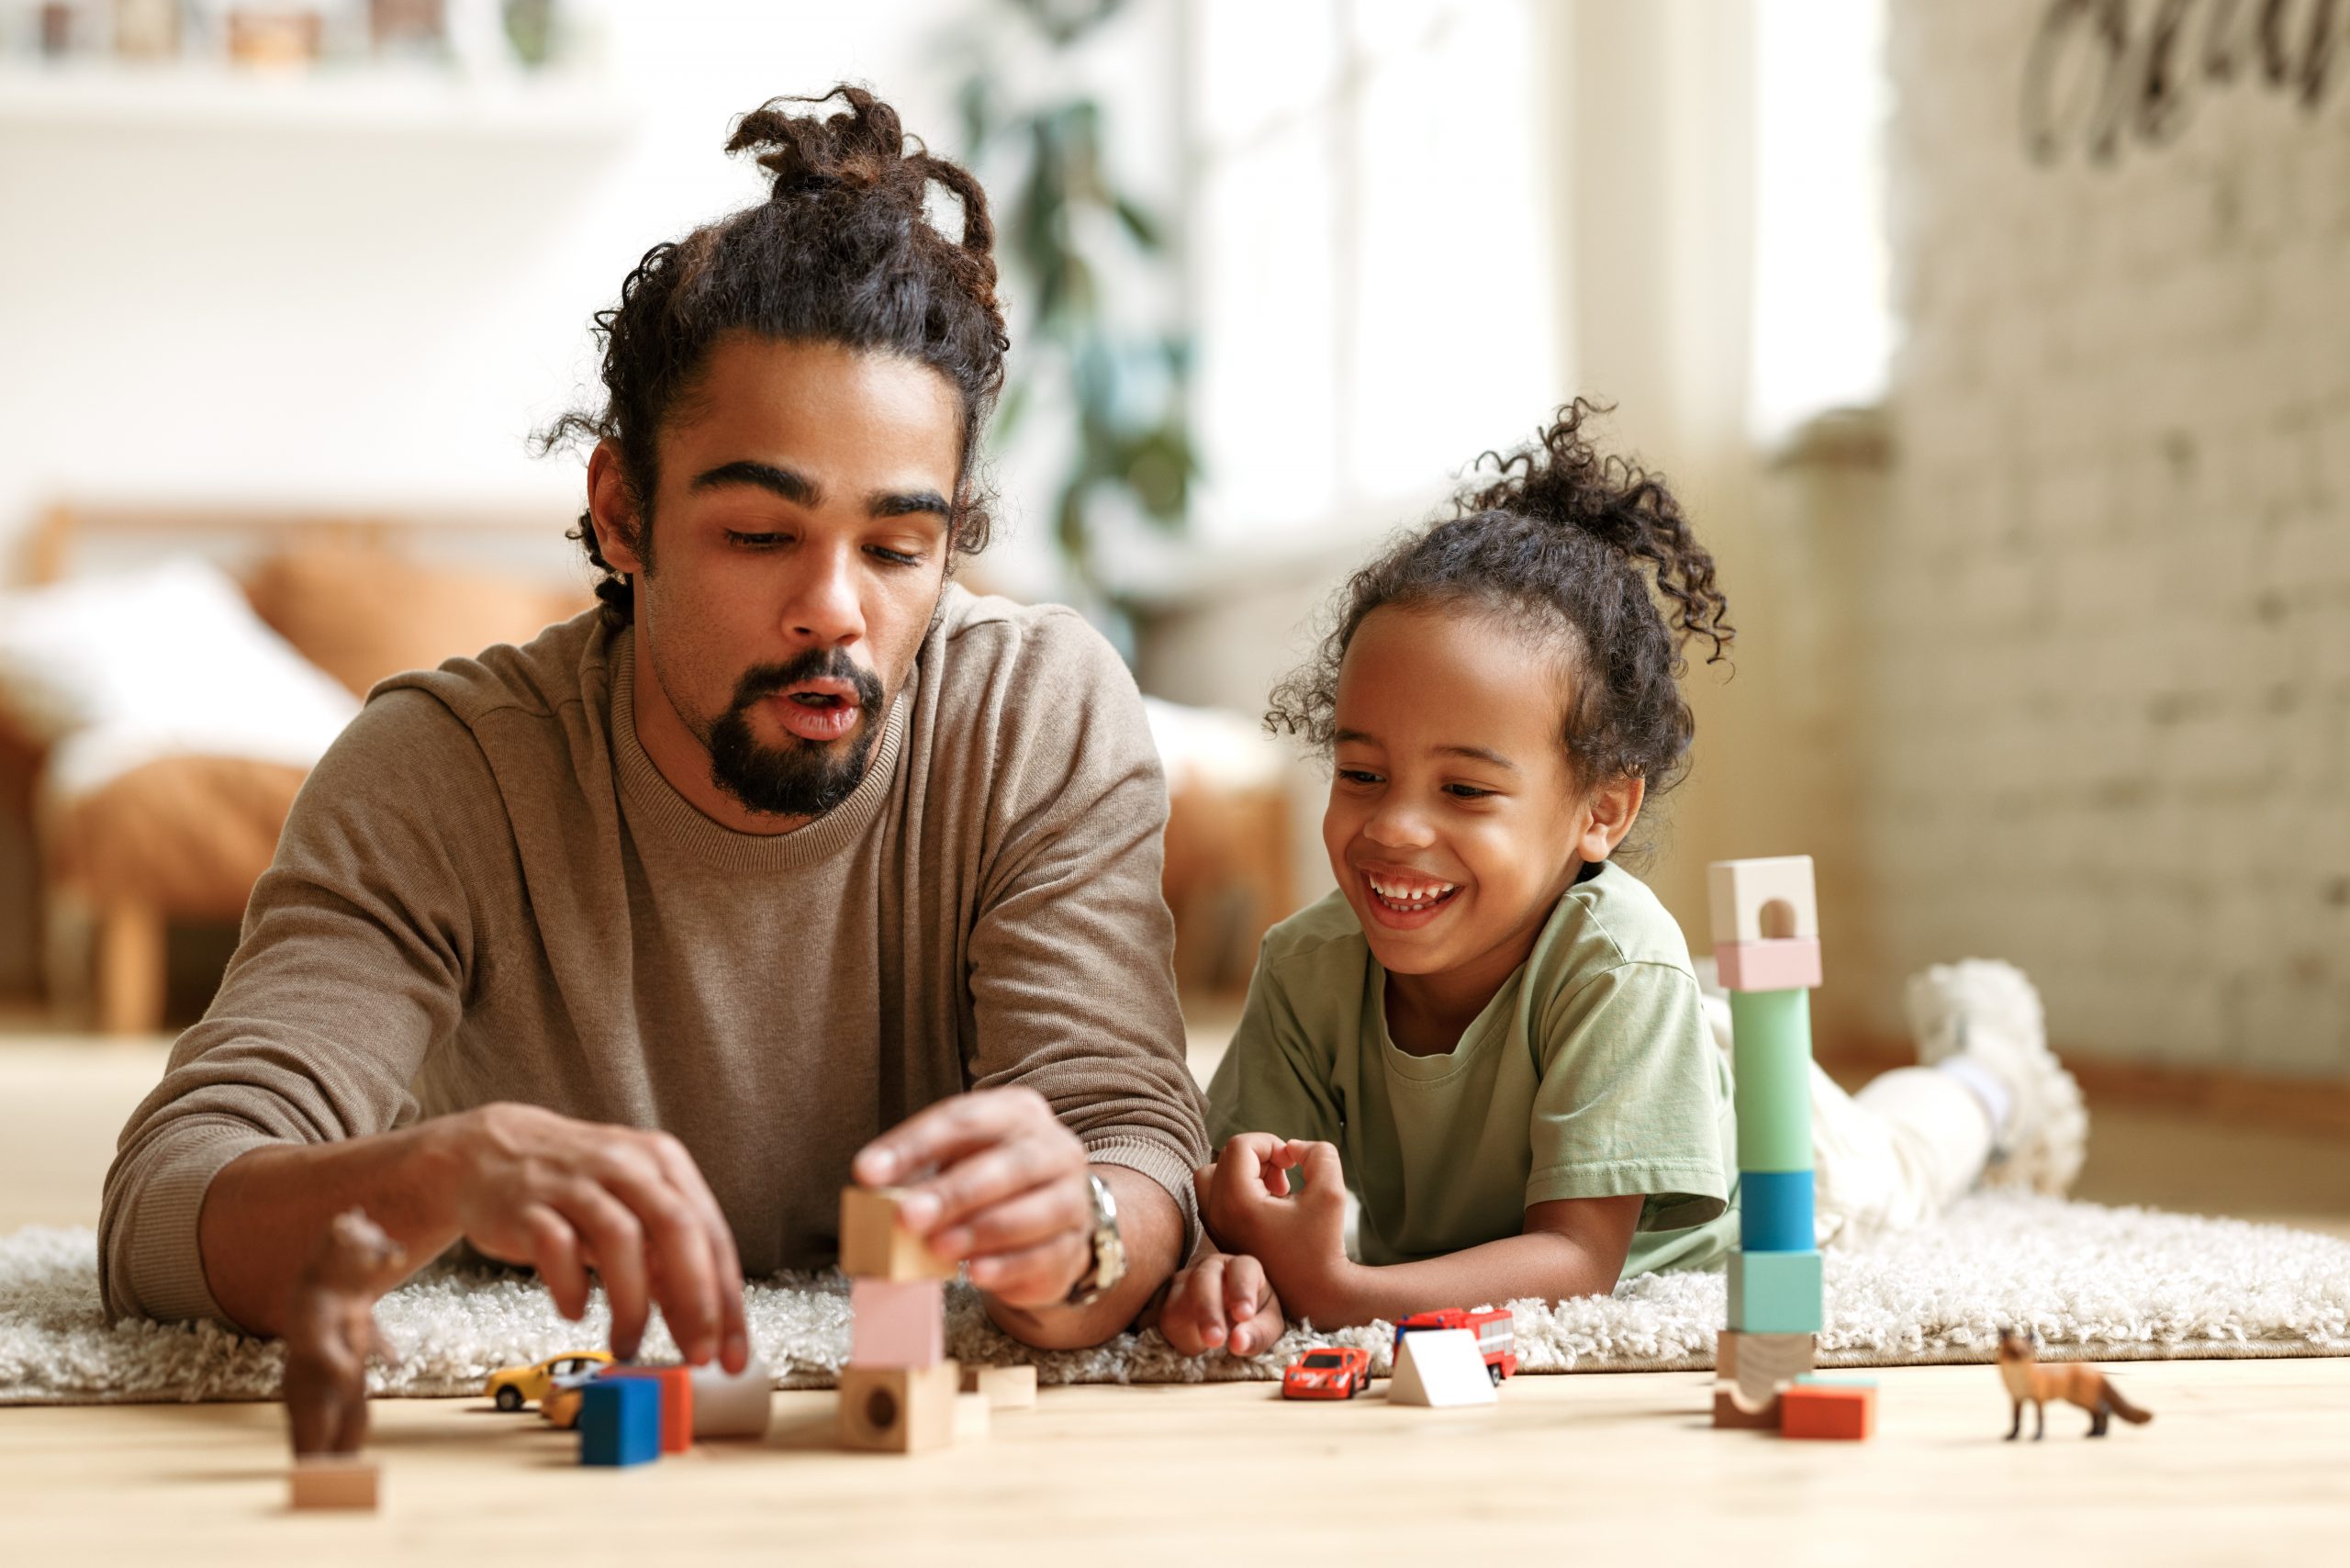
[0,556,360,801]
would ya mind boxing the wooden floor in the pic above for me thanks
[4,1027,2348,1563]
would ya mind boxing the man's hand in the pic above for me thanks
[1195,1134,1353,1322]
[1158,1249,1286,1359]
[852,1087,1091,1307]
[439,1103,750,1372]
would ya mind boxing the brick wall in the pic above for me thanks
[1874,0,2350,1073]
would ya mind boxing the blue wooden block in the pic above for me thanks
[1740,1170,1816,1253]
[580,1376,661,1467]
[1728,1249,1822,1334]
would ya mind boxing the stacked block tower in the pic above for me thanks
[1708,855,1825,1429]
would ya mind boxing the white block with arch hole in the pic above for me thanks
[1388,1330,1499,1408]
[1707,856,1819,947]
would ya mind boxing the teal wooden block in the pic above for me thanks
[1728,1248,1822,1334]
[1730,989,1814,1173]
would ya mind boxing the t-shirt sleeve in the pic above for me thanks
[1204,938,1344,1151]
[97,689,488,1327]
[1522,958,1731,1232]
[959,611,1209,1252]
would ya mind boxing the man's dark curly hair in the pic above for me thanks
[539,85,1010,626]
[1267,399,1734,807]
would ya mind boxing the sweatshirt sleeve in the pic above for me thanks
[958,610,1209,1255]
[97,689,494,1326]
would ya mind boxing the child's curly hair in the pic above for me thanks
[1267,399,1734,806]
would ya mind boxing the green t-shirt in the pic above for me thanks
[1205,860,1738,1280]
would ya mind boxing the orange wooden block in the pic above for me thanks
[602,1364,695,1453]
[1780,1382,1875,1439]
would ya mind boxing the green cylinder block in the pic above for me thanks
[1731,988,1814,1173]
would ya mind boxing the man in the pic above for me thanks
[99,87,1207,1364]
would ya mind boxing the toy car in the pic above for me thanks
[538,1365,610,1430]
[1282,1346,1372,1400]
[1394,1308,1517,1383]
[486,1350,614,1412]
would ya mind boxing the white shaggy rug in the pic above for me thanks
[4,1193,2345,1405]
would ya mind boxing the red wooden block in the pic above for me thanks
[602,1364,695,1453]
[1779,1382,1874,1440]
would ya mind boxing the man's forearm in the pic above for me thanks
[981,1164,1181,1351]
[198,1121,465,1336]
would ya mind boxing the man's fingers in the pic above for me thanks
[641,1135,750,1370]
[592,1151,721,1364]
[904,1134,1083,1236]
[556,1183,651,1360]
[855,1088,1047,1190]
[929,1178,1088,1260]
[524,1204,589,1320]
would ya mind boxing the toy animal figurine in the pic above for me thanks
[282,1208,410,1458]
[1996,1329,2153,1439]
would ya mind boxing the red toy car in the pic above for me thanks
[1394,1308,1518,1383]
[1282,1346,1373,1400]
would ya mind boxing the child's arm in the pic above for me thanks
[1200,1137,1641,1327]
[1146,1234,1286,1357]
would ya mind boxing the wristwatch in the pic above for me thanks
[1063,1171,1127,1307]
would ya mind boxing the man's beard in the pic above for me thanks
[706,649,889,819]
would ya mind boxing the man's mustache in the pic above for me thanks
[729,651,885,712]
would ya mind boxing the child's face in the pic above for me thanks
[1322,603,1633,991]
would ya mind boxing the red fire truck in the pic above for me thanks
[1393,1308,1517,1383]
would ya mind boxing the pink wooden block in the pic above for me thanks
[1715,936,1823,992]
[850,1277,946,1368]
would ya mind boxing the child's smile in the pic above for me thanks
[1323,603,1640,1039]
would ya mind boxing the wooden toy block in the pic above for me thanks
[1729,988,1815,1173]
[960,1364,1038,1409]
[579,1377,662,1466]
[1714,936,1823,992]
[287,1456,378,1511]
[1728,1249,1824,1334]
[838,1360,961,1454]
[839,1186,958,1282]
[952,1392,992,1441]
[850,1276,947,1368]
[1707,856,1818,947]
[1739,1170,1817,1253]
[1717,1329,1815,1410]
[1387,1329,1499,1407]
[601,1364,694,1453]
[1781,1381,1875,1439]
[689,1355,774,1439]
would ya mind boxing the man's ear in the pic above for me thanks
[587,440,648,577]
[1574,772,1648,863]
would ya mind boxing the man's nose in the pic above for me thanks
[783,543,865,646]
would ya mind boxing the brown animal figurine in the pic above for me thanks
[282,1208,410,1459]
[1996,1328,2154,1439]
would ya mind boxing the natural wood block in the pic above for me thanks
[1710,1388,1782,1429]
[839,1186,957,1282]
[837,1361,960,1454]
[1707,856,1818,946]
[960,1364,1038,1409]
[952,1392,991,1441]
[1718,1329,1815,1411]
[850,1277,946,1368]
[287,1456,378,1511]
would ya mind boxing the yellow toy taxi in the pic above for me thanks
[486,1350,613,1412]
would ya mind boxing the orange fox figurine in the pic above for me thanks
[1996,1329,2154,1440]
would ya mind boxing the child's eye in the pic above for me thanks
[1444,784,1495,801]
[1336,768,1383,787]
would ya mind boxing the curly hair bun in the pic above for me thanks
[727,86,997,262]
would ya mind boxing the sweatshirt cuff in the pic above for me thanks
[1084,1136,1203,1261]
[110,1126,278,1328]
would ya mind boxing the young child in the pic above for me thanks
[1158,404,2085,1358]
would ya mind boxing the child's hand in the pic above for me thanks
[1158,1251,1286,1359]
[1194,1136,1353,1322]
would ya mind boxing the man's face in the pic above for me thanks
[595,333,963,822]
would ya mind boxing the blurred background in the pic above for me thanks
[1,0,2346,1142]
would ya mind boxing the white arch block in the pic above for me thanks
[1707,856,1819,947]
[1388,1329,1499,1407]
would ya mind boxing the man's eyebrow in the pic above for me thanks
[689,460,817,503]
[868,489,952,521]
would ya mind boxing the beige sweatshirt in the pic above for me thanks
[99,587,1207,1324]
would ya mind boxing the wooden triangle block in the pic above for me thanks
[1388,1330,1497,1407]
